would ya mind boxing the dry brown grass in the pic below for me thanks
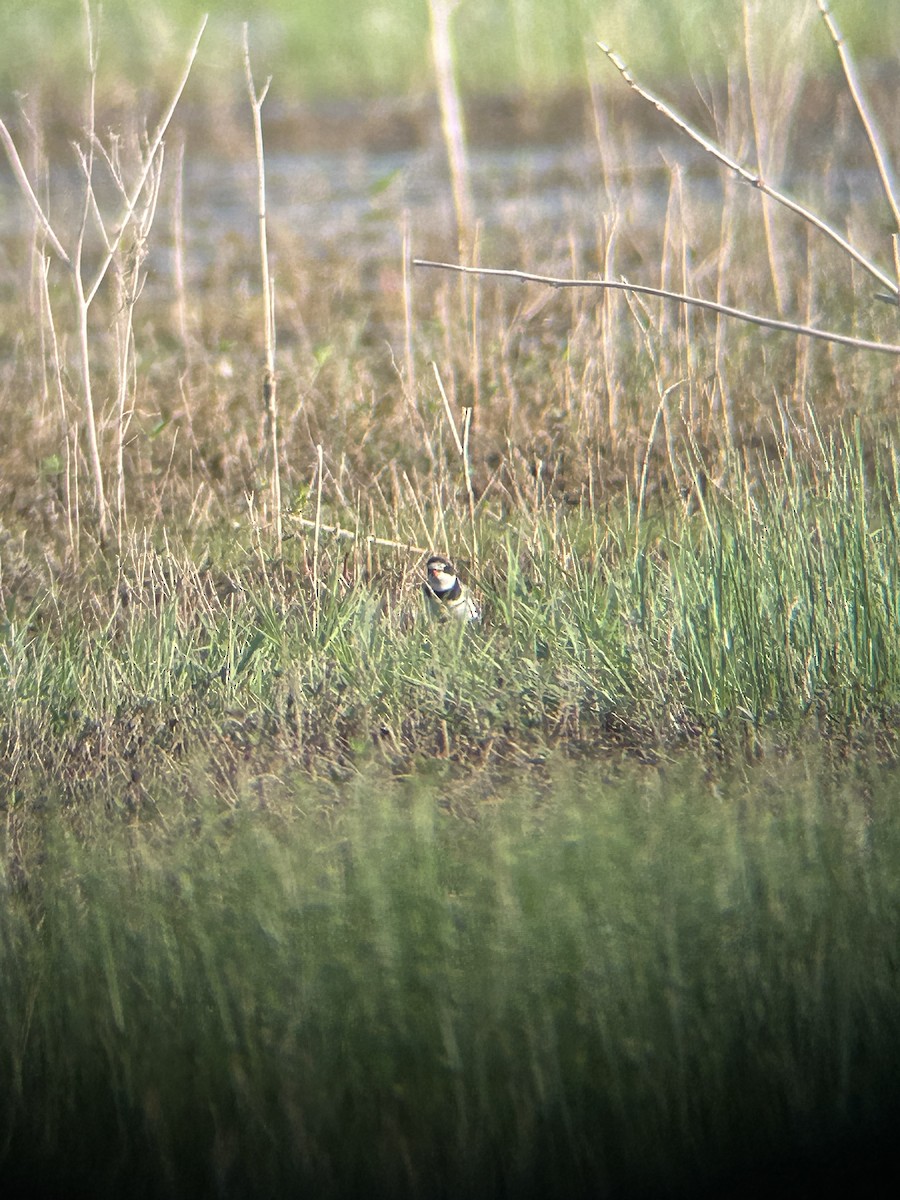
[0,7,897,587]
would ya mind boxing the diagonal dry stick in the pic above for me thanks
[597,41,900,302]
[85,15,208,307]
[816,0,900,240]
[0,123,70,263]
[413,259,900,356]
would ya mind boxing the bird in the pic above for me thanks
[423,554,481,623]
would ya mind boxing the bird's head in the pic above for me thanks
[425,555,458,594]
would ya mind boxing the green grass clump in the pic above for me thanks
[5,426,900,796]
[3,747,900,1197]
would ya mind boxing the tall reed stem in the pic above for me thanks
[427,0,472,250]
[243,24,282,557]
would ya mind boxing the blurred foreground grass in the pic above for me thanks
[3,744,900,1198]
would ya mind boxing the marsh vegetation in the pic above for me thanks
[2,1,900,1196]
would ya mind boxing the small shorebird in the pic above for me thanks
[423,555,481,623]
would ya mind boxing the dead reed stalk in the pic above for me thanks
[243,24,282,557]
[0,5,207,543]
[431,362,478,566]
[427,0,473,249]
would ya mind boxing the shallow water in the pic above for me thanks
[0,86,883,317]
[0,98,771,290]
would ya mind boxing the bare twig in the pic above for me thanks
[0,122,70,264]
[84,16,207,307]
[432,361,464,456]
[816,0,900,243]
[413,259,900,356]
[113,154,163,539]
[461,403,478,567]
[73,0,107,539]
[243,23,282,555]
[37,254,78,554]
[597,40,899,301]
[430,361,478,565]
[288,517,428,557]
[85,14,208,307]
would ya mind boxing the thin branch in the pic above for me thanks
[0,121,70,264]
[412,259,900,356]
[432,361,464,456]
[461,403,477,568]
[597,41,899,300]
[816,0,900,240]
[84,13,208,307]
[288,517,428,557]
[431,362,478,565]
[75,0,107,539]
